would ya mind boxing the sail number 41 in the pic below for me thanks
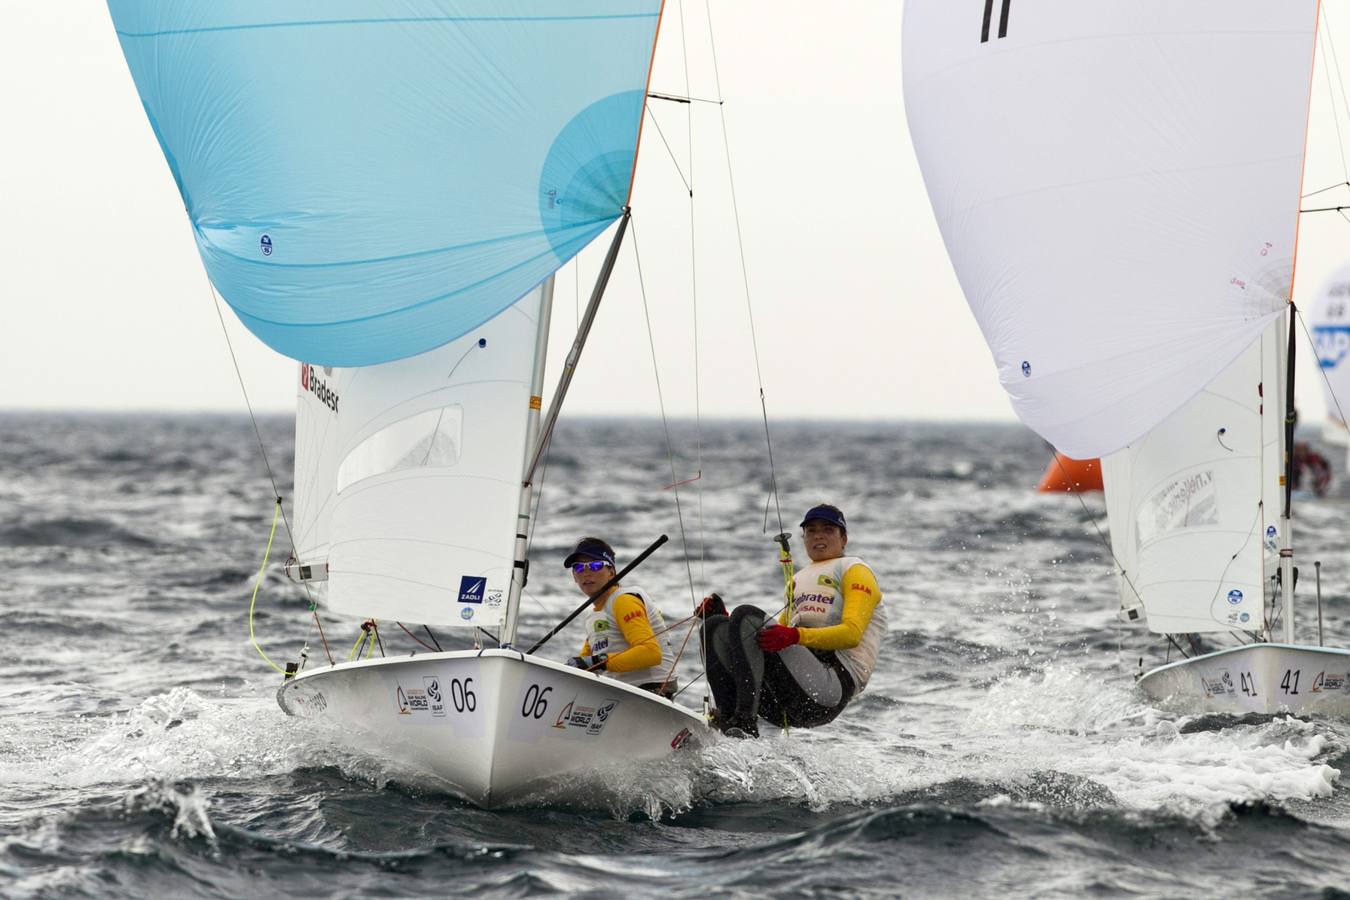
[1239,672,1258,697]
[1238,669,1302,696]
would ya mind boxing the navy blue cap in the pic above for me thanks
[563,537,617,569]
[799,504,847,531]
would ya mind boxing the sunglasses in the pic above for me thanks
[571,560,610,573]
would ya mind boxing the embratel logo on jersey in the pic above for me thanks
[458,576,485,603]
[300,364,340,414]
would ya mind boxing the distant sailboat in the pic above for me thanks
[1310,261,1350,469]
[108,1,709,805]
[1036,454,1102,494]
[904,1,1350,715]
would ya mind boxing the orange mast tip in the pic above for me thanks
[1036,453,1103,493]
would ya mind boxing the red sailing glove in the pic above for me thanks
[757,625,800,653]
[695,593,727,619]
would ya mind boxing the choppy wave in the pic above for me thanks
[5,415,1350,896]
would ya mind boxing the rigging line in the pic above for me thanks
[1301,180,1350,199]
[677,0,707,586]
[630,216,700,609]
[1319,13,1350,184]
[1044,450,1145,608]
[647,90,723,105]
[396,621,438,652]
[207,282,296,550]
[207,277,333,663]
[1296,308,1350,431]
[1163,634,1192,661]
[643,103,692,194]
[520,437,559,624]
[703,0,785,539]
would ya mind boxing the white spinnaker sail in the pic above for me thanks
[1102,320,1284,635]
[902,2,1316,458]
[1310,261,1350,442]
[293,285,546,628]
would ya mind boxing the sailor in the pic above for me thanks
[563,537,679,698]
[697,504,886,737]
[1292,440,1333,497]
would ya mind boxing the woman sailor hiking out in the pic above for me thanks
[696,504,886,738]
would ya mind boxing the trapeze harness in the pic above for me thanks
[703,556,886,734]
[580,586,678,696]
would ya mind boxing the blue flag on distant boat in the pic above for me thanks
[107,2,664,365]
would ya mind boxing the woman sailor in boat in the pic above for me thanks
[697,504,886,738]
[563,537,679,698]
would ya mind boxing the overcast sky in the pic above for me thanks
[4,3,1350,426]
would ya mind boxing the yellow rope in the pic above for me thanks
[775,536,795,734]
[777,537,795,621]
[247,499,286,675]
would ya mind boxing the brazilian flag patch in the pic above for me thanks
[817,575,838,588]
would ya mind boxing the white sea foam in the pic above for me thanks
[961,665,1343,824]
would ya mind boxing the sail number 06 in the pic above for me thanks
[522,684,552,719]
[449,677,476,713]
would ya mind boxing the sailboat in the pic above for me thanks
[108,2,708,806]
[903,2,1350,715]
[1310,261,1350,469]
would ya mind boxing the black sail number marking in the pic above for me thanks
[450,677,476,713]
[981,0,1012,43]
[521,684,552,719]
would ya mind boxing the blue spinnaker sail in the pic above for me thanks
[107,2,663,366]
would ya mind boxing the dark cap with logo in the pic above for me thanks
[562,536,617,569]
[799,504,847,531]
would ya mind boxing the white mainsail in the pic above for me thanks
[1102,320,1284,635]
[902,2,1316,458]
[291,285,548,628]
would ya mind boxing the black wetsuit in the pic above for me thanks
[702,606,855,737]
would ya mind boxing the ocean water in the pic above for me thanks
[4,413,1350,898]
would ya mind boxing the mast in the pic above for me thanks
[501,211,632,646]
[1279,304,1297,643]
[501,275,557,648]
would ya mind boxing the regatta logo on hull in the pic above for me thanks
[300,364,339,413]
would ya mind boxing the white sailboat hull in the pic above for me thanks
[1138,644,1350,716]
[277,648,707,807]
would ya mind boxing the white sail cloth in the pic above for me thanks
[292,285,546,627]
[903,2,1316,458]
[1102,321,1284,635]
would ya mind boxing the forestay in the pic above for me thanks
[1310,261,1350,437]
[1102,321,1284,635]
[292,285,547,628]
[902,2,1317,458]
[107,1,663,366]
